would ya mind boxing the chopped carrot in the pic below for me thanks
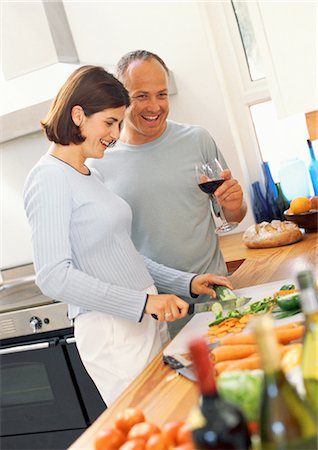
[239,315,252,324]
[274,289,299,298]
[211,344,257,363]
[218,323,304,346]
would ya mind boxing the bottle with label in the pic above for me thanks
[297,269,318,417]
[307,140,318,195]
[252,314,317,450]
[262,162,280,220]
[278,158,311,202]
[188,337,251,449]
[251,181,270,223]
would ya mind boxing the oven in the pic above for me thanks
[0,268,106,450]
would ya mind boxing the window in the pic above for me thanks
[231,0,265,81]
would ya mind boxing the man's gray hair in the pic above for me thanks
[115,50,169,81]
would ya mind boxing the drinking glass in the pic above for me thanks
[196,158,238,234]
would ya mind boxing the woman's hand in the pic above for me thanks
[191,274,233,298]
[145,294,189,322]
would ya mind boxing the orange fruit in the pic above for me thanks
[310,196,318,210]
[289,197,311,214]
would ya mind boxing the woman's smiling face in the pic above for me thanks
[77,106,126,159]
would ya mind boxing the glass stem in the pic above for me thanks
[213,195,228,224]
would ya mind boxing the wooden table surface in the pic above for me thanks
[69,231,317,450]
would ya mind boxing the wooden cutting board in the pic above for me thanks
[164,278,304,357]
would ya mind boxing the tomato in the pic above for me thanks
[127,422,160,442]
[119,439,146,450]
[176,423,193,445]
[145,433,167,450]
[115,408,146,434]
[161,421,185,447]
[174,444,195,450]
[95,427,126,450]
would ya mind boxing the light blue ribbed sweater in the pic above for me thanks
[23,154,195,321]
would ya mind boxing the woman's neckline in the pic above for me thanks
[49,154,91,176]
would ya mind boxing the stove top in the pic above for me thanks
[0,265,72,340]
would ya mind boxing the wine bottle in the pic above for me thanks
[297,269,318,417]
[188,337,251,449]
[275,182,290,220]
[252,314,317,450]
[251,181,270,223]
[262,162,280,221]
[307,140,318,195]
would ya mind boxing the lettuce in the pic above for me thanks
[217,370,263,422]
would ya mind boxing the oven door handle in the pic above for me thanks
[65,337,76,344]
[0,341,50,355]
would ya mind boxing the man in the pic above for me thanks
[91,50,247,336]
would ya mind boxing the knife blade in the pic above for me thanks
[151,296,252,320]
[187,296,251,315]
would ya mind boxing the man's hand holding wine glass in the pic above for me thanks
[196,158,246,234]
[214,168,246,222]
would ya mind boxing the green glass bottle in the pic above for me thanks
[276,182,290,220]
[297,269,318,418]
[252,314,317,450]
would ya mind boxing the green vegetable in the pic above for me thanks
[280,284,296,291]
[214,285,237,301]
[276,293,301,311]
[217,370,264,422]
[248,297,274,314]
[272,308,302,320]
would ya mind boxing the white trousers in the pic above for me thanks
[74,285,170,406]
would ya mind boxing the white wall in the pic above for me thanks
[1,132,48,268]
[1,2,254,269]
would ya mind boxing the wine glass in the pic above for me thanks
[196,158,238,234]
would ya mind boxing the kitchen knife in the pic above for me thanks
[187,297,251,315]
[151,296,251,320]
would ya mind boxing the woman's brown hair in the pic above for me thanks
[41,65,130,145]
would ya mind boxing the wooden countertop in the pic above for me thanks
[69,231,317,450]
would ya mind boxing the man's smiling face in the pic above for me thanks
[121,58,169,145]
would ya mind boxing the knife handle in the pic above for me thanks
[152,303,195,320]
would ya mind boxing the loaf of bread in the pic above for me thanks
[243,220,302,249]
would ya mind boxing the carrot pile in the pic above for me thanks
[207,314,253,341]
[210,322,304,376]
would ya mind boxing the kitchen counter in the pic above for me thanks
[69,231,317,450]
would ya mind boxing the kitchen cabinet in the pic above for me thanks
[247,2,317,118]
[68,231,318,450]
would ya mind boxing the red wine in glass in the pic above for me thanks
[198,179,225,194]
[195,159,238,234]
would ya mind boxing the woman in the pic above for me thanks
[23,65,232,405]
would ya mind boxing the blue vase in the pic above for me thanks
[251,181,271,223]
[263,162,281,220]
[307,140,318,195]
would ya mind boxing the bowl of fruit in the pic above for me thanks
[284,196,318,231]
